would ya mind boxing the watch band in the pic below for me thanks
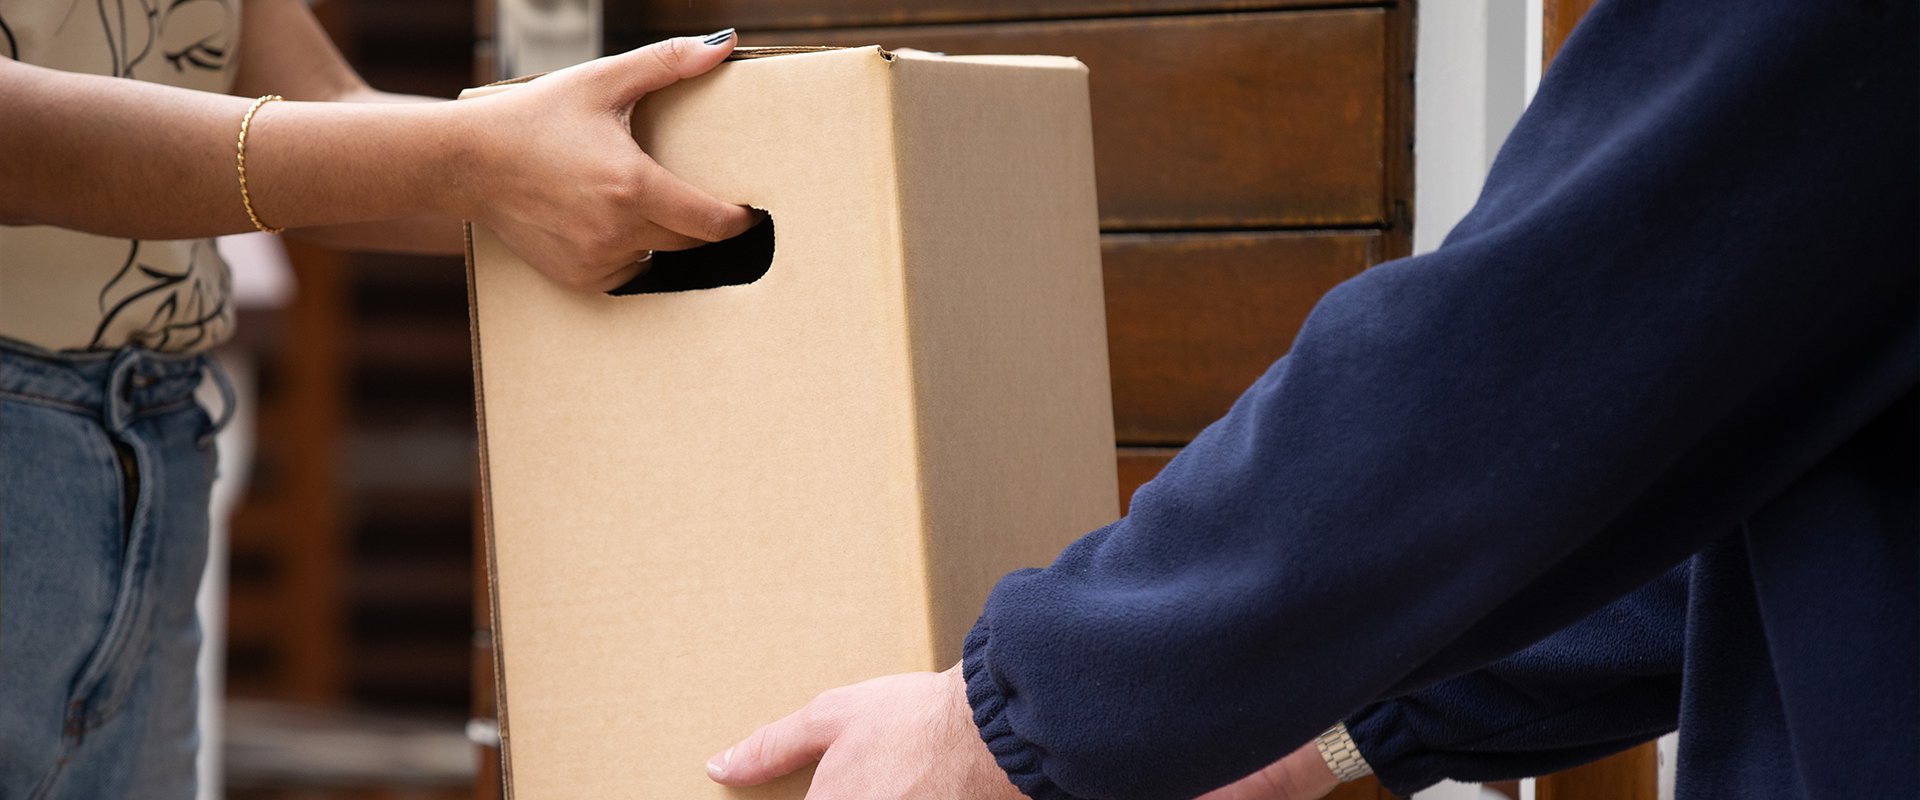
[1315,722,1375,783]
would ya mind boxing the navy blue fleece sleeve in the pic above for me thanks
[1347,563,1686,796]
[962,2,1918,799]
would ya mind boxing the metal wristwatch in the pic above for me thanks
[1315,722,1375,783]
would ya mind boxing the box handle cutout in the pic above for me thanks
[608,212,774,295]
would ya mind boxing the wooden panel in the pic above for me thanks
[753,10,1392,230]
[1104,231,1378,444]
[609,0,1381,39]
[279,240,351,703]
[1117,447,1179,513]
[1536,742,1658,800]
[1542,0,1601,71]
[225,584,281,643]
[353,320,471,369]
[1378,0,1414,261]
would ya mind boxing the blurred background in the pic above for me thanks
[208,1,1670,800]
[210,1,480,798]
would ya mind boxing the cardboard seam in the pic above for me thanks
[878,54,947,671]
[725,45,866,61]
[463,221,515,799]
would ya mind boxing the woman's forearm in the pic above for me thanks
[1,31,758,292]
[221,0,466,254]
[0,56,467,240]
[289,215,468,255]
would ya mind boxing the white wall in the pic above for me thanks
[1412,0,1532,254]
[496,0,602,79]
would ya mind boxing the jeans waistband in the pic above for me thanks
[0,337,234,437]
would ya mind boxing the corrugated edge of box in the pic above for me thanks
[459,221,515,798]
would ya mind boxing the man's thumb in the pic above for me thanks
[706,707,832,786]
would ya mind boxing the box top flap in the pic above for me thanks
[456,45,1084,101]
[726,45,854,60]
[895,51,1086,72]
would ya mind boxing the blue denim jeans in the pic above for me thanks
[1,339,232,800]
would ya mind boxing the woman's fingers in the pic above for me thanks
[632,157,763,244]
[590,32,758,244]
[589,254,654,294]
[626,217,711,253]
[487,211,699,293]
[466,30,760,290]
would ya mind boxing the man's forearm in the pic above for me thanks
[1344,565,1688,796]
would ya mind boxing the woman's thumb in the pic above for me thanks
[600,28,736,103]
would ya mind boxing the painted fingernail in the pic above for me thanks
[706,747,732,778]
[702,28,736,46]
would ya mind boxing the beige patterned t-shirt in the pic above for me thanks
[0,0,240,353]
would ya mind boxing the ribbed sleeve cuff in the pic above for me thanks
[1345,701,1446,797]
[963,621,1082,800]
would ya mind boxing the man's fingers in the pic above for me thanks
[707,704,837,786]
[600,29,736,103]
[1194,742,1340,800]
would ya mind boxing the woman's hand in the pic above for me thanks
[455,32,762,291]
[0,19,754,278]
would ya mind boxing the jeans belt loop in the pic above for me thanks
[103,349,144,435]
[198,355,237,446]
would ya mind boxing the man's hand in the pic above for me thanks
[706,662,1341,800]
[1193,741,1340,800]
[706,663,1025,800]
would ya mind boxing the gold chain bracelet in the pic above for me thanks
[236,95,284,234]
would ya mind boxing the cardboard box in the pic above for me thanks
[462,47,1117,798]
